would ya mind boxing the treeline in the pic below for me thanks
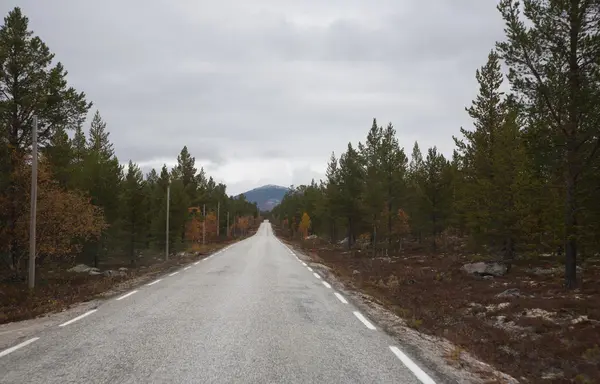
[271,1,600,289]
[0,8,258,277]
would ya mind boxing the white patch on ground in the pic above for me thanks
[485,302,511,312]
[523,308,556,322]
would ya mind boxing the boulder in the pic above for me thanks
[462,261,508,277]
[496,288,521,298]
[103,270,126,277]
[68,264,92,273]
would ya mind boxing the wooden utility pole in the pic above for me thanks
[226,212,229,238]
[166,180,170,260]
[217,201,220,237]
[28,116,38,289]
[202,204,206,245]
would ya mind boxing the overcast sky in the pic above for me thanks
[3,1,505,195]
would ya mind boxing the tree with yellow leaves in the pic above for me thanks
[299,212,311,239]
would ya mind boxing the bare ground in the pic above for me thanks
[279,233,600,384]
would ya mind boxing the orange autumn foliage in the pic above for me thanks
[204,212,218,241]
[185,212,219,243]
[0,160,106,270]
[185,216,202,243]
[393,209,410,237]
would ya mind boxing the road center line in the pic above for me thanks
[169,272,179,276]
[389,346,436,384]
[59,309,97,327]
[322,281,332,289]
[353,311,376,330]
[334,292,348,304]
[0,337,40,358]
[313,272,322,279]
[147,279,162,286]
[183,266,191,270]
[116,290,138,301]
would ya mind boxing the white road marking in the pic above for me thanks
[353,311,376,330]
[0,337,40,358]
[389,346,436,384]
[301,262,307,266]
[169,271,179,276]
[307,267,313,272]
[334,292,348,304]
[322,281,332,289]
[193,261,200,265]
[313,272,322,279]
[116,290,138,301]
[59,309,97,327]
[184,266,191,270]
[147,279,162,286]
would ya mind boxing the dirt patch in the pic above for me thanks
[281,234,600,384]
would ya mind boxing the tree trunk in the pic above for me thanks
[564,0,580,289]
[387,199,392,249]
[564,164,578,288]
[8,154,19,273]
[432,213,437,252]
[130,219,136,266]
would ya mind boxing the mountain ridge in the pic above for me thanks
[238,184,289,212]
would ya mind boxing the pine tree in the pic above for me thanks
[338,143,365,248]
[88,110,114,160]
[72,124,87,163]
[0,7,91,268]
[362,119,385,245]
[324,152,341,241]
[380,123,408,247]
[172,146,198,204]
[82,111,123,266]
[418,147,453,250]
[121,161,147,264]
[407,142,426,243]
[497,0,600,288]
[150,165,171,249]
[43,126,73,188]
[454,50,507,252]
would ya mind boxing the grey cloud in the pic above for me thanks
[3,0,506,190]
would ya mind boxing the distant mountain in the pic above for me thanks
[239,184,289,212]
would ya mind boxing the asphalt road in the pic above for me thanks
[0,222,436,384]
